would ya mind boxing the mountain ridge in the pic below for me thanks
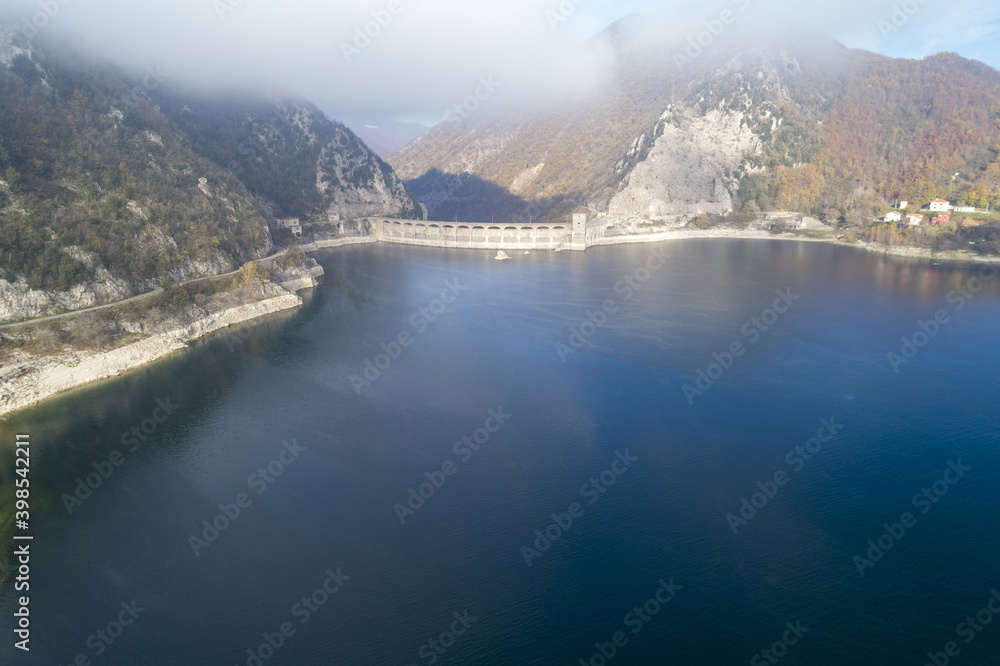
[0,29,417,322]
[389,19,1000,229]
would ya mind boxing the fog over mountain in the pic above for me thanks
[0,0,997,126]
[385,7,1000,230]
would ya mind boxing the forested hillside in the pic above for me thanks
[739,52,1000,220]
[151,91,421,222]
[0,27,418,322]
[0,35,271,292]
[390,19,1000,231]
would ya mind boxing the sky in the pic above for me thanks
[2,0,999,127]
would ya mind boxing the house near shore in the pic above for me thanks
[927,199,952,212]
[279,218,303,237]
[906,214,924,226]
[328,212,344,232]
[931,213,951,226]
[884,211,903,223]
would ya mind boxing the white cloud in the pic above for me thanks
[1,0,997,123]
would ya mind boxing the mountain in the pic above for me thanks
[151,93,422,222]
[389,16,1000,226]
[0,29,417,322]
[0,29,271,296]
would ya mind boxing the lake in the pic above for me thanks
[2,239,1000,665]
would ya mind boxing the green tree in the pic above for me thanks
[3,167,21,191]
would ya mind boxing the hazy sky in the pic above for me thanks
[2,0,999,125]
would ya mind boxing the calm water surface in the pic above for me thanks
[2,239,999,665]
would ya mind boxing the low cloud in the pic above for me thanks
[1,0,996,125]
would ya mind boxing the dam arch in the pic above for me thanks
[369,214,588,251]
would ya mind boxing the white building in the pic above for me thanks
[954,206,976,213]
[906,214,923,226]
[279,218,302,237]
[928,199,952,212]
[898,200,908,210]
[884,211,903,223]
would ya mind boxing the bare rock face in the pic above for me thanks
[386,21,858,225]
[317,123,418,219]
[0,288,304,418]
[271,257,325,292]
[0,251,238,324]
[0,25,31,66]
[610,107,759,218]
[0,277,132,324]
[167,94,421,222]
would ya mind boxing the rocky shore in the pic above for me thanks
[595,226,1000,265]
[0,288,303,419]
[845,239,1000,264]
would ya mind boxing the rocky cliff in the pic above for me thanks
[0,29,418,323]
[153,92,422,222]
[609,107,760,217]
[0,285,303,417]
[389,16,1000,228]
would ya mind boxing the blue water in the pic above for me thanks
[2,239,999,665]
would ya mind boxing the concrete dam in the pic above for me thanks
[366,214,591,251]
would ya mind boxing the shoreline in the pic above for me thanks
[589,227,1000,265]
[297,236,378,252]
[0,291,302,419]
[307,224,999,266]
[2,228,995,419]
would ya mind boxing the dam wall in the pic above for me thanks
[368,214,589,251]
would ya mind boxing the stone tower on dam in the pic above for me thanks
[571,213,587,251]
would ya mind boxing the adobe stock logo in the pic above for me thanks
[673,0,753,69]
[851,459,970,577]
[213,0,245,21]
[350,278,467,395]
[682,288,799,405]
[341,1,404,63]
[922,589,1000,666]
[58,599,146,665]
[232,568,350,666]
[725,418,843,535]
[576,577,683,666]
[520,450,638,567]
[556,247,670,362]
[18,0,73,39]
[62,397,179,514]
[877,0,932,40]
[393,408,511,524]
[188,439,306,557]
[547,0,586,32]
[442,75,502,126]
[405,610,478,666]
[888,265,998,373]
[750,620,809,666]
